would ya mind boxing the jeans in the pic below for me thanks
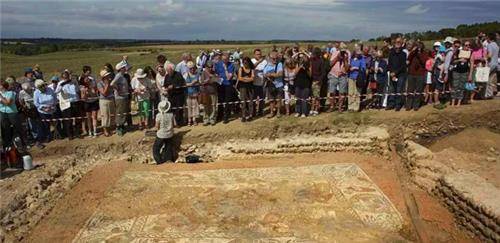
[295,87,310,115]
[152,136,173,164]
[406,74,425,109]
[252,85,265,116]
[38,113,53,141]
[387,73,407,109]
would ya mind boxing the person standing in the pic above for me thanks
[175,53,192,76]
[79,74,99,137]
[184,61,200,126]
[263,50,284,118]
[131,68,153,129]
[485,33,499,98]
[215,52,235,123]
[34,79,56,143]
[387,37,408,111]
[111,61,131,136]
[294,56,312,117]
[251,49,267,117]
[55,71,81,139]
[348,50,366,112]
[328,50,349,112]
[200,61,219,126]
[0,79,23,146]
[237,57,255,122]
[163,62,186,127]
[406,41,429,111]
[310,47,327,116]
[18,82,43,147]
[373,50,388,109]
[283,58,297,116]
[97,70,115,137]
[449,40,471,107]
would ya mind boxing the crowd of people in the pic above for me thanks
[0,32,499,151]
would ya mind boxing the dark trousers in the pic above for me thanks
[375,80,387,108]
[252,85,265,116]
[169,93,185,126]
[38,113,53,141]
[406,75,425,109]
[239,86,254,118]
[152,137,173,164]
[295,87,310,115]
[61,102,82,138]
[0,112,23,147]
[387,74,406,109]
[221,85,234,121]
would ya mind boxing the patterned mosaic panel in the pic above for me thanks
[73,164,403,242]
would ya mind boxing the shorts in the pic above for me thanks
[311,81,321,98]
[266,86,284,100]
[84,100,99,112]
[328,74,348,94]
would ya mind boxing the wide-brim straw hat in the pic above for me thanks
[100,69,112,78]
[158,100,171,112]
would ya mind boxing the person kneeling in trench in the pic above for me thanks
[153,100,174,164]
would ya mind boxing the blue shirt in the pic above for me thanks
[263,62,284,88]
[215,61,235,86]
[348,56,366,80]
[55,79,80,103]
[34,88,56,114]
[0,90,18,113]
[183,72,200,96]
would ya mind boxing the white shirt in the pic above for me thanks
[251,58,268,86]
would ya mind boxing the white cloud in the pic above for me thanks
[404,4,429,14]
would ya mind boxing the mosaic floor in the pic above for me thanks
[73,164,404,242]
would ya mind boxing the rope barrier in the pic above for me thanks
[38,89,464,122]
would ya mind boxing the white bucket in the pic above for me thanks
[23,155,34,170]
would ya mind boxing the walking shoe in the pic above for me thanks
[294,113,300,117]
[116,128,124,136]
[300,114,306,118]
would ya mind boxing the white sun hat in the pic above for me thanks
[134,68,147,79]
[433,41,442,47]
[443,36,456,44]
[34,79,45,88]
[158,100,171,113]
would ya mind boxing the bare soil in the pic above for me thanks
[2,99,499,242]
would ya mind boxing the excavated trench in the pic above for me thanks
[1,102,499,242]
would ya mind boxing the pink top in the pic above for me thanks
[425,58,434,72]
[471,48,485,61]
[329,58,347,77]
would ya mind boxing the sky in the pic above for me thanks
[1,0,499,40]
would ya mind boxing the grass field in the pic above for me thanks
[0,40,437,79]
[0,42,314,79]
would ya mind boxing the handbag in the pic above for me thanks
[475,67,490,83]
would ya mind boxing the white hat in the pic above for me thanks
[187,61,195,69]
[443,36,456,44]
[433,41,442,47]
[34,79,45,88]
[134,68,147,79]
[100,69,111,78]
[115,60,131,71]
[158,100,171,113]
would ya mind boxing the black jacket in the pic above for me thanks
[163,71,186,95]
[388,48,407,76]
